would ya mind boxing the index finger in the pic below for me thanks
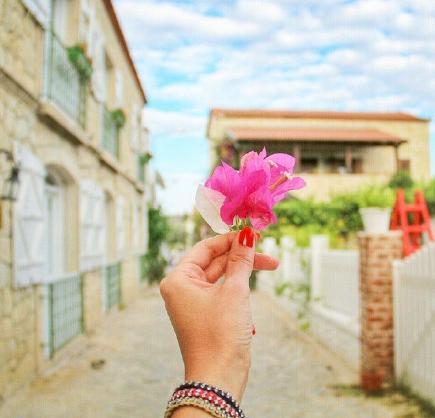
[180,232,236,269]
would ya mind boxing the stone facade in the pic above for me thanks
[207,110,431,199]
[0,0,151,400]
[358,232,403,389]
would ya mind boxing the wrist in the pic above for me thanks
[184,355,250,402]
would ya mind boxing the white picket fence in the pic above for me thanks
[258,235,361,369]
[319,249,359,318]
[393,243,435,404]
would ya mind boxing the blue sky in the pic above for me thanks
[114,0,435,215]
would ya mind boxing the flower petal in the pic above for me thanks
[195,185,230,234]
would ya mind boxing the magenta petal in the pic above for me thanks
[266,153,296,172]
[205,162,241,197]
[251,212,277,230]
[272,177,306,203]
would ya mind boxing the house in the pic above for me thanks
[0,0,152,398]
[206,109,431,198]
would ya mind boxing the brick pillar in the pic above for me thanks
[358,231,402,390]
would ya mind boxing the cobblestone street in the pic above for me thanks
[0,288,395,418]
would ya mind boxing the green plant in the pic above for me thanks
[354,186,395,208]
[111,109,126,128]
[140,152,153,165]
[423,179,435,215]
[67,44,92,80]
[143,206,169,283]
[388,170,414,189]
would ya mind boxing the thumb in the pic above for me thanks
[224,227,256,287]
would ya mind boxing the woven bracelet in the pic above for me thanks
[165,381,246,418]
[173,381,244,417]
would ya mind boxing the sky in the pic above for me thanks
[113,0,435,215]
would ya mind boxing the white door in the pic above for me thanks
[44,177,64,279]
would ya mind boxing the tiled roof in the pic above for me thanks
[211,108,428,122]
[227,127,407,144]
[104,1,147,103]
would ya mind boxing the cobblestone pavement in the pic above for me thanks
[0,288,394,418]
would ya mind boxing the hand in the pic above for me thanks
[160,230,279,405]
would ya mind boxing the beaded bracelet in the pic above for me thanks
[165,381,247,418]
[174,381,243,416]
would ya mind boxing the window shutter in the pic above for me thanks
[115,69,124,107]
[131,203,140,254]
[80,180,105,271]
[92,32,105,103]
[21,0,52,27]
[130,105,139,151]
[143,205,149,252]
[116,196,125,259]
[13,144,47,287]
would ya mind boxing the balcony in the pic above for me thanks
[44,31,86,127]
[102,106,119,159]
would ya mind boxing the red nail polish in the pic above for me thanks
[238,227,249,245]
[246,228,255,248]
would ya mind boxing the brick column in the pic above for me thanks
[358,231,402,390]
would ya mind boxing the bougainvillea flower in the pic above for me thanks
[195,147,305,233]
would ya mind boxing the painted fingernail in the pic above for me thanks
[238,227,249,245]
[246,228,255,248]
[252,324,256,336]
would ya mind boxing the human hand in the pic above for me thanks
[160,229,279,403]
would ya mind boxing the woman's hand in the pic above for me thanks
[160,230,279,404]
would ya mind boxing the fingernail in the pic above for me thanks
[246,228,255,248]
[238,227,249,245]
[252,324,256,336]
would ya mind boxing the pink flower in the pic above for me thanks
[196,148,305,232]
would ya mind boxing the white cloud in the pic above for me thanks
[113,0,435,213]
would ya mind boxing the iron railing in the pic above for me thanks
[104,262,121,310]
[47,273,83,358]
[137,155,145,184]
[102,106,119,159]
[45,31,86,126]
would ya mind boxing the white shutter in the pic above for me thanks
[115,69,124,107]
[80,180,105,271]
[116,196,125,259]
[131,203,139,254]
[92,31,105,103]
[13,144,47,287]
[143,204,149,252]
[130,105,139,151]
[21,0,52,27]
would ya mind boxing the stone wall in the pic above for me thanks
[0,0,150,401]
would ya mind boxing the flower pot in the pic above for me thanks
[361,372,384,392]
[360,207,392,233]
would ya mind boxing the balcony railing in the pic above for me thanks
[45,31,86,126]
[137,155,145,184]
[47,273,84,358]
[104,262,121,310]
[102,106,119,159]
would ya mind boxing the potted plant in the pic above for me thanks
[111,109,126,128]
[140,151,153,165]
[67,43,93,80]
[357,186,395,233]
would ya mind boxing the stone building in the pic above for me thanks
[0,0,152,399]
[207,109,431,198]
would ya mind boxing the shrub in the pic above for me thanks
[423,179,435,215]
[353,186,395,208]
[388,170,414,190]
[143,206,169,283]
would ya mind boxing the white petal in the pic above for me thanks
[195,185,230,234]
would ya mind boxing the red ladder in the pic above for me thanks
[390,189,434,257]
